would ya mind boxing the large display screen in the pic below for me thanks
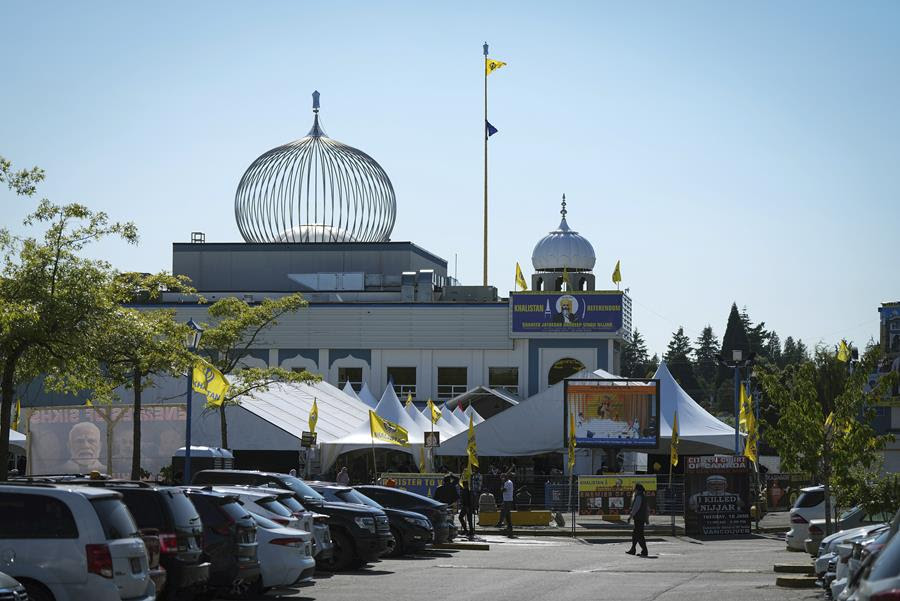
[564,379,660,448]
[27,404,186,479]
[511,292,624,333]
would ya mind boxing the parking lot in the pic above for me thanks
[247,534,820,601]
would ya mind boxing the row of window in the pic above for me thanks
[335,366,520,399]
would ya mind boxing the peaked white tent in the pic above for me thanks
[464,405,485,425]
[452,406,470,425]
[654,362,738,455]
[357,383,378,408]
[318,385,424,472]
[423,407,459,440]
[9,429,25,450]
[406,403,435,434]
[342,381,361,401]
[437,363,737,458]
[441,404,467,436]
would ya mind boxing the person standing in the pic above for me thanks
[626,483,649,556]
[459,480,475,538]
[336,466,350,485]
[495,474,515,537]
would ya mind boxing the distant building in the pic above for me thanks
[872,301,900,471]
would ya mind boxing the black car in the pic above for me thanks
[181,487,261,598]
[309,482,433,556]
[192,469,394,571]
[355,485,455,543]
[67,481,210,601]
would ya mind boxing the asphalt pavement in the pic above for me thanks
[234,531,821,601]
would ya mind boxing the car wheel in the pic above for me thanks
[389,527,405,557]
[22,581,54,601]
[320,530,357,571]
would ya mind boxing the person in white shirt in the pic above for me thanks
[336,466,350,486]
[495,474,515,537]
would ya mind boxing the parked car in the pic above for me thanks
[0,482,154,601]
[64,480,210,601]
[249,512,316,591]
[209,485,333,561]
[355,485,455,544]
[180,487,261,598]
[815,523,886,581]
[0,571,28,600]
[192,470,392,571]
[840,523,900,601]
[309,482,433,556]
[805,506,893,555]
[139,530,167,597]
[831,526,892,599]
[210,486,301,529]
[786,485,828,551]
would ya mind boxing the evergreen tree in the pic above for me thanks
[782,336,798,368]
[694,325,720,409]
[647,353,660,376]
[665,326,702,399]
[766,332,783,366]
[719,303,751,384]
[621,329,649,377]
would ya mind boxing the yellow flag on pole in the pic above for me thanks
[12,399,20,432]
[419,445,426,473]
[739,387,758,463]
[309,399,318,434]
[192,359,230,406]
[405,393,413,408]
[670,410,679,467]
[463,414,479,481]
[837,340,851,362]
[515,262,528,291]
[568,410,576,472]
[427,399,441,425]
[485,57,507,75]
[369,410,409,447]
[612,260,622,285]
[85,399,93,407]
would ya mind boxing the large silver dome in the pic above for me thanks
[531,195,596,271]
[235,91,396,244]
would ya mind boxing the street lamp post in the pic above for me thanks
[716,350,756,454]
[183,318,203,484]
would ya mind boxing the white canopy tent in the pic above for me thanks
[436,363,737,458]
[464,405,485,425]
[9,429,25,451]
[406,403,436,434]
[440,405,467,436]
[452,406,470,426]
[319,385,425,472]
[357,383,379,409]
[342,381,361,401]
[423,407,460,440]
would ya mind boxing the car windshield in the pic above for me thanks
[840,507,862,521]
[166,490,202,527]
[274,477,326,503]
[278,496,305,513]
[335,489,383,509]
[91,498,139,540]
[256,498,293,517]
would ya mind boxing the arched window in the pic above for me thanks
[554,276,564,291]
[536,277,544,291]
[549,357,586,386]
[578,277,587,291]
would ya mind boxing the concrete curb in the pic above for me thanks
[774,564,814,575]
[775,576,817,588]
[434,542,490,551]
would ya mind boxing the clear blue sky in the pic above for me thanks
[2,1,898,357]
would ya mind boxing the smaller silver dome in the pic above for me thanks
[531,195,596,272]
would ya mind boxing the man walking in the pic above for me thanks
[626,483,649,556]
[459,480,475,538]
[495,473,515,538]
[434,475,460,527]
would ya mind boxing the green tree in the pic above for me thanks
[647,353,660,376]
[621,329,649,377]
[721,303,750,363]
[89,273,194,479]
[0,157,137,480]
[694,325,720,409]
[199,296,321,447]
[665,326,701,398]
[760,346,895,534]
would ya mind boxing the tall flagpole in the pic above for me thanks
[483,41,489,287]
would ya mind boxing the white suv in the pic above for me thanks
[786,485,827,551]
[0,483,154,601]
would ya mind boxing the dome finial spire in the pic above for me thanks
[308,90,326,137]
[560,193,567,218]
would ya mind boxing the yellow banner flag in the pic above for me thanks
[739,386,752,432]
[193,359,230,406]
[739,387,758,463]
[309,399,318,434]
[369,410,409,447]
[427,399,441,425]
[515,262,528,291]
[85,399,93,407]
[837,340,851,362]
[419,445,426,473]
[485,57,507,75]
[405,393,413,408]
[670,410,679,467]
[568,410,576,472]
[12,399,20,432]
[612,260,622,285]
[466,414,479,469]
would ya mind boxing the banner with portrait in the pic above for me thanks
[684,455,751,537]
[26,404,186,479]
[565,379,660,448]
[577,475,657,516]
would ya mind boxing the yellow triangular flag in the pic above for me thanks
[515,262,528,291]
[612,260,622,285]
[12,399,21,432]
[485,57,507,75]
[405,393,413,408]
[427,399,442,425]
[466,414,478,469]
[837,340,850,362]
[192,359,230,406]
[309,399,318,434]
[670,410,679,467]
[369,410,409,447]
[85,399,93,407]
